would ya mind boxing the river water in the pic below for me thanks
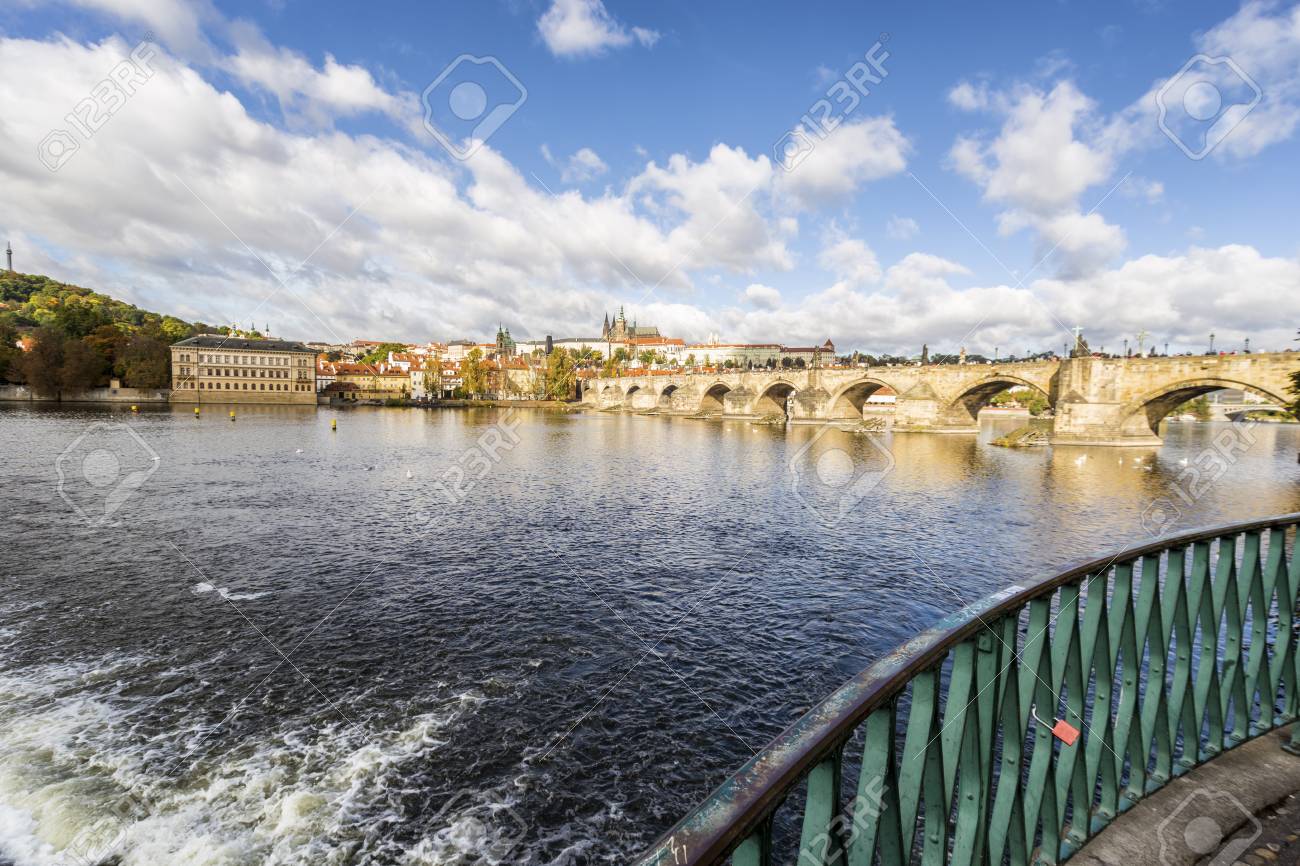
[0,404,1298,865]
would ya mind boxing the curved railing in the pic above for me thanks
[634,513,1300,866]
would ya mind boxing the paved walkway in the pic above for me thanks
[1073,728,1300,866]
[1210,792,1300,866]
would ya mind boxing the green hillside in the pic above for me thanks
[0,271,222,394]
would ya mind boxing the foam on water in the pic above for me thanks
[0,651,499,865]
[190,583,272,601]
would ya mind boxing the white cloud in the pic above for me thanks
[775,116,909,209]
[947,81,1125,275]
[947,80,993,111]
[222,26,410,127]
[537,0,660,58]
[1039,244,1300,352]
[712,245,1300,357]
[62,0,218,60]
[886,215,919,240]
[1121,177,1164,203]
[542,145,609,183]
[742,283,781,310]
[818,230,881,287]
[629,143,792,272]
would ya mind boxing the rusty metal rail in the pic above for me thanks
[633,513,1300,866]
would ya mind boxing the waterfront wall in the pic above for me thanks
[0,384,170,403]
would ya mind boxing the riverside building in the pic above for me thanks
[170,335,318,405]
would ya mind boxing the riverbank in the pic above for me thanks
[0,383,169,404]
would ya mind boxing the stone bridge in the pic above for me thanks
[583,352,1298,446]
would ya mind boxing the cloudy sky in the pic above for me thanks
[2,0,1299,355]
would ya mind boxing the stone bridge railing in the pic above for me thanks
[583,353,1298,446]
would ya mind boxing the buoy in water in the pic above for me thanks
[130,405,138,412]
[194,407,200,417]
[229,410,236,421]
[331,419,337,430]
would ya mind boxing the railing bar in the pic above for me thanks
[847,705,901,866]
[1021,596,1059,863]
[1132,555,1165,796]
[1188,541,1217,762]
[1261,527,1291,723]
[1241,531,1270,737]
[730,822,770,866]
[798,748,844,866]
[1054,581,1089,852]
[897,668,941,853]
[1217,534,1248,743]
[986,616,1025,866]
[1098,560,1134,823]
[941,641,978,804]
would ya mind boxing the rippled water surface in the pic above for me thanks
[1,404,1298,864]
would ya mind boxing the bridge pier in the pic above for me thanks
[721,387,757,419]
[628,390,659,412]
[891,386,979,434]
[1049,400,1164,447]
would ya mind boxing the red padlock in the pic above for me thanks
[1032,707,1081,746]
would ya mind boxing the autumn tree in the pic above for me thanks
[59,338,107,392]
[545,349,576,400]
[117,333,170,388]
[461,347,488,397]
[0,320,21,383]
[15,326,66,396]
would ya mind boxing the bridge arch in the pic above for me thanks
[753,380,798,417]
[946,374,1054,425]
[659,383,680,408]
[827,378,897,420]
[598,383,623,407]
[699,382,731,414]
[1120,377,1293,436]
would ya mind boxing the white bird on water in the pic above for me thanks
[295,448,303,454]
[406,470,413,479]
[1074,455,1087,466]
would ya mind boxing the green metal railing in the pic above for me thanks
[635,513,1300,866]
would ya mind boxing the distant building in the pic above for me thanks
[781,340,836,367]
[170,335,317,404]
[601,306,661,343]
[668,341,783,367]
[329,362,410,401]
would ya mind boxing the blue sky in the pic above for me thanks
[2,0,1299,354]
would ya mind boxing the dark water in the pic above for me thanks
[0,404,1297,865]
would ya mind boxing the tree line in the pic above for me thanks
[0,272,219,397]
